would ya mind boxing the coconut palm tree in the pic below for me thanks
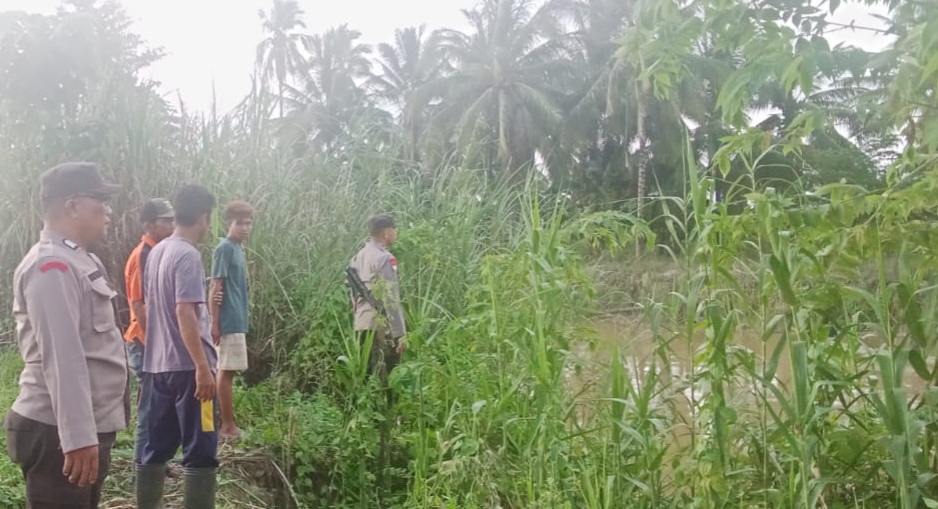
[256,0,310,118]
[369,25,447,160]
[559,0,729,207]
[546,0,635,197]
[283,25,382,154]
[417,0,575,179]
[546,0,699,205]
[370,26,446,109]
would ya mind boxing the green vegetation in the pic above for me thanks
[2,0,938,507]
[0,350,25,506]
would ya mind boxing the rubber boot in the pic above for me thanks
[136,463,166,509]
[183,467,217,509]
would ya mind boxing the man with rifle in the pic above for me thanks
[348,214,407,406]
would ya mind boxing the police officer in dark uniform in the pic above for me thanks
[4,162,128,509]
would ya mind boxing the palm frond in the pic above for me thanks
[512,82,564,129]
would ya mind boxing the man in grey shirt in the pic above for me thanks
[5,162,128,509]
[136,184,218,509]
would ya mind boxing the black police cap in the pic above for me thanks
[40,162,120,204]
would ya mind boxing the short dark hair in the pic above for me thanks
[367,214,396,236]
[224,200,254,223]
[173,184,215,226]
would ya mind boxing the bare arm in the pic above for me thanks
[209,278,224,345]
[176,303,215,401]
[131,300,147,334]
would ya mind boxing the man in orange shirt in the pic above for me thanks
[124,199,175,467]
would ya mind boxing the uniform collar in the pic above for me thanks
[40,230,83,252]
[141,233,158,248]
[367,239,388,252]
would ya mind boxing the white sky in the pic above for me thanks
[1,0,894,114]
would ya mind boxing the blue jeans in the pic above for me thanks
[126,339,147,465]
[127,339,145,381]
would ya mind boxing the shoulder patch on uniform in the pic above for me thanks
[389,257,398,272]
[39,261,68,273]
[62,239,78,250]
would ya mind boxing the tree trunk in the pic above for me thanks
[635,84,648,257]
[278,80,284,119]
[408,112,418,162]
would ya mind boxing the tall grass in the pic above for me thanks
[3,72,938,509]
[0,349,25,506]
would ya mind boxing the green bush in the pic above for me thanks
[0,350,26,508]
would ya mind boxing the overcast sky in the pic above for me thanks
[2,0,895,113]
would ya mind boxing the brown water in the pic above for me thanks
[567,317,781,448]
[566,316,932,448]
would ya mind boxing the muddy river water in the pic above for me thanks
[567,316,933,447]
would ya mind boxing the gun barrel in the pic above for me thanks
[346,266,388,317]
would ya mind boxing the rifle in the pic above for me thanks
[346,266,396,344]
[346,266,386,316]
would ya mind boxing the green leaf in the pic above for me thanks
[917,472,938,489]
[717,70,752,124]
[923,118,938,152]
[765,324,789,382]
[769,255,797,306]
[920,54,938,88]
[761,8,779,21]
[781,55,806,93]
[791,341,811,420]
[829,0,841,14]
[909,350,930,381]
[811,35,830,54]
[923,20,938,53]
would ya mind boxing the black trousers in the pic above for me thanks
[4,411,116,509]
